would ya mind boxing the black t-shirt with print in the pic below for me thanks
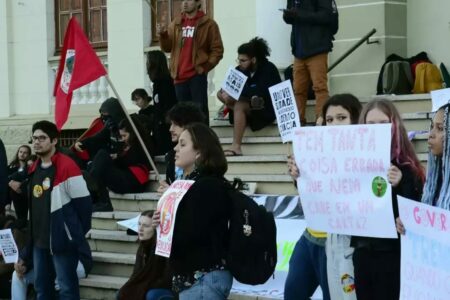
[31,164,55,249]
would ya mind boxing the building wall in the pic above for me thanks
[1,0,448,158]
[407,0,450,68]
[329,0,407,97]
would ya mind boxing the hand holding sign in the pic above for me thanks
[292,124,397,238]
[269,80,301,143]
[155,180,195,257]
[221,67,248,100]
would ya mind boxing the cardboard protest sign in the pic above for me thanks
[231,194,322,299]
[292,124,397,238]
[117,215,140,232]
[269,80,301,143]
[398,196,450,300]
[221,67,248,100]
[431,88,450,112]
[0,229,19,264]
[155,180,195,257]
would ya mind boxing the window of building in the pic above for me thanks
[150,0,213,44]
[55,0,107,52]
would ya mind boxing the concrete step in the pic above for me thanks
[91,251,134,277]
[88,229,138,255]
[299,94,431,119]
[80,274,278,300]
[210,111,431,138]
[92,211,142,231]
[80,274,125,300]
[110,192,159,212]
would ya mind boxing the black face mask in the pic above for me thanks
[100,114,111,124]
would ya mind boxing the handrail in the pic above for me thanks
[328,28,377,72]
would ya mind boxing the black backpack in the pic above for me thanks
[226,180,277,285]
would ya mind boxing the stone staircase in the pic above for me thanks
[79,94,433,300]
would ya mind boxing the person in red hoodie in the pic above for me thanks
[159,0,224,124]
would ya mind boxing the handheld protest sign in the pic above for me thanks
[269,80,301,143]
[431,88,450,112]
[221,67,248,100]
[155,180,195,257]
[292,124,397,238]
[0,229,19,264]
[398,196,450,300]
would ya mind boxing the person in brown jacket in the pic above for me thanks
[158,0,224,124]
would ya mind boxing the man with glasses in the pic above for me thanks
[14,120,92,300]
[158,0,224,124]
[217,37,281,156]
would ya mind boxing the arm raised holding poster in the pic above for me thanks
[285,94,362,300]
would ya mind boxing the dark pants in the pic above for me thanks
[284,234,330,300]
[174,74,209,124]
[33,246,79,300]
[10,189,28,221]
[88,150,144,204]
[353,248,400,300]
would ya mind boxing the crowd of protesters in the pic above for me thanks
[0,0,446,300]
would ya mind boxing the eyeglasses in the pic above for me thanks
[31,135,49,143]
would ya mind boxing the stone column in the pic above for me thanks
[108,0,151,111]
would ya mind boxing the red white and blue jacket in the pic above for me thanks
[21,151,92,272]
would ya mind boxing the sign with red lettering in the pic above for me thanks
[155,180,195,257]
[398,196,450,300]
[292,124,397,238]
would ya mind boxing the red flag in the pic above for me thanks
[53,17,107,130]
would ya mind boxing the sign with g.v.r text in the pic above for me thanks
[398,196,450,300]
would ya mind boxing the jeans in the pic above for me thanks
[11,262,85,300]
[325,234,356,300]
[284,234,330,300]
[179,270,233,300]
[293,53,329,124]
[146,288,175,300]
[174,74,209,123]
[33,246,80,300]
[11,269,34,300]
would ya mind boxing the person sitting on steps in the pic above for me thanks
[217,37,281,156]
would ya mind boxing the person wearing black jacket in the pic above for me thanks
[218,37,281,156]
[86,116,153,212]
[0,138,8,216]
[157,102,205,193]
[283,0,338,125]
[6,145,32,221]
[351,99,425,300]
[146,50,178,156]
[153,123,231,299]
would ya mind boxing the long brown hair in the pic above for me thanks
[359,99,425,183]
[184,122,228,177]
